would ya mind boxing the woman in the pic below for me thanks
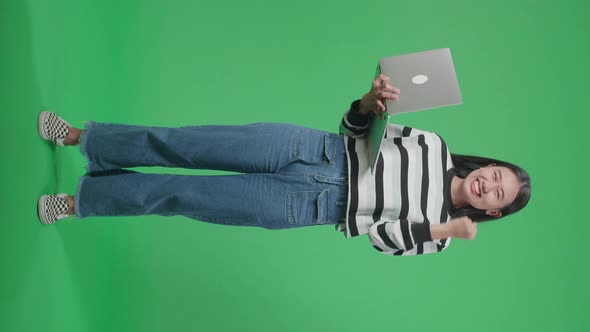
[37,74,531,256]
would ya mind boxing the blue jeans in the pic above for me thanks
[74,121,349,229]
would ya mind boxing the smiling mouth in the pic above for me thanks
[471,178,481,198]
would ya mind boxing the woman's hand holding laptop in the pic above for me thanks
[359,74,400,120]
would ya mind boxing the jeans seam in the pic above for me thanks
[190,214,256,225]
[79,120,97,173]
[324,134,334,165]
[292,128,301,160]
[318,189,327,223]
[74,175,88,218]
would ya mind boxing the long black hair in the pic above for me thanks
[450,154,531,222]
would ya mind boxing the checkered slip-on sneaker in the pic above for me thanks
[37,194,75,225]
[38,111,72,146]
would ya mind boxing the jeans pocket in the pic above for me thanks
[292,128,335,165]
[286,189,329,225]
[311,175,347,209]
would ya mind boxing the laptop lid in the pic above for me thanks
[368,48,463,173]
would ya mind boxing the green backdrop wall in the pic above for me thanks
[2,0,588,331]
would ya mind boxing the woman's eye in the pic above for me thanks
[496,191,499,199]
[494,172,497,180]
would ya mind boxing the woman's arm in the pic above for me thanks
[431,217,478,241]
[359,73,399,119]
[368,220,470,256]
[338,74,399,138]
[368,219,439,255]
[339,99,371,139]
[430,223,453,241]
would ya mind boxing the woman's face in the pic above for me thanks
[462,164,521,217]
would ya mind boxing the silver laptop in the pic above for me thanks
[368,48,463,173]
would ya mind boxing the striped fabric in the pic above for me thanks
[336,100,456,256]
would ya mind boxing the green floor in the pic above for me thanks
[2,0,589,331]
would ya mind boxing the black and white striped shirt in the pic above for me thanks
[336,100,457,256]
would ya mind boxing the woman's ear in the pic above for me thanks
[486,210,502,218]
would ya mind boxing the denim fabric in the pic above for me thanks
[74,121,349,229]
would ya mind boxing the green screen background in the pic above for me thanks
[2,0,588,331]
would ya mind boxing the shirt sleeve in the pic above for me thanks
[339,100,435,140]
[368,219,450,256]
[339,99,371,139]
